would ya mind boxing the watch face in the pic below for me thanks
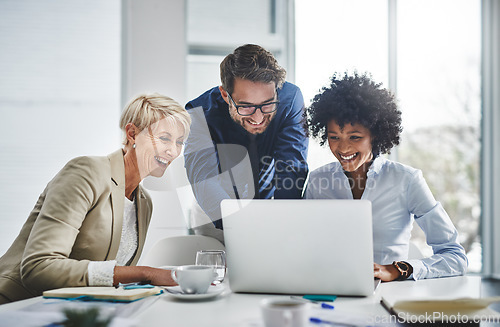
[396,262,408,271]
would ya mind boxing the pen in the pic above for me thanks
[290,296,334,309]
[115,282,137,288]
[115,281,153,289]
[310,317,356,327]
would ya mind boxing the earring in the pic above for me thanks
[132,143,136,149]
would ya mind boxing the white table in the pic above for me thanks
[0,276,483,327]
[134,289,384,326]
[135,275,482,326]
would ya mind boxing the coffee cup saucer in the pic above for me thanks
[164,284,225,300]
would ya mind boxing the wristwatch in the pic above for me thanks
[392,261,413,281]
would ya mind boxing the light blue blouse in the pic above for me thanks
[304,156,468,280]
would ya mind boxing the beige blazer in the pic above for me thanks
[0,149,152,303]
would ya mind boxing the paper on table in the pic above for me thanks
[0,311,63,327]
[0,293,161,327]
[0,311,138,327]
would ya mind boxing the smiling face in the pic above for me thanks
[221,78,277,135]
[327,120,374,173]
[134,117,186,179]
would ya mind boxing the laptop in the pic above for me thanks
[221,199,376,296]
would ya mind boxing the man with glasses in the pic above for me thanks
[184,44,308,239]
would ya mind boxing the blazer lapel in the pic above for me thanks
[131,185,152,265]
[107,149,126,260]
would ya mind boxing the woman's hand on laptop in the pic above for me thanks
[373,263,400,282]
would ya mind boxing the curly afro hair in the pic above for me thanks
[307,72,402,156]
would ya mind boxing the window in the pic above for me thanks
[396,0,481,272]
[296,0,389,171]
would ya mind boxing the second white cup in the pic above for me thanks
[171,265,216,294]
[261,298,309,327]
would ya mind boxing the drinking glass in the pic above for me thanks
[195,250,226,284]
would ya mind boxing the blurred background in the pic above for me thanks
[1,0,499,277]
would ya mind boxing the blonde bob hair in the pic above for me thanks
[119,93,191,145]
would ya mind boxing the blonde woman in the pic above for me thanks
[0,93,191,304]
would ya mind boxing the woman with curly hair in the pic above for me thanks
[305,72,467,282]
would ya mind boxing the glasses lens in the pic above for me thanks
[236,103,278,116]
[237,106,256,116]
[260,102,278,113]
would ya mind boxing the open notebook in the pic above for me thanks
[380,276,500,323]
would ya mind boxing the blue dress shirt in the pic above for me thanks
[185,82,309,228]
[305,156,468,280]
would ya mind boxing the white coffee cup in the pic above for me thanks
[171,265,216,294]
[260,298,309,327]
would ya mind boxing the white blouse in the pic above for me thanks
[87,196,139,286]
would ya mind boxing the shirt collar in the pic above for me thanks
[330,161,346,174]
[367,155,386,176]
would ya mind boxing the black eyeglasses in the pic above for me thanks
[226,92,279,116]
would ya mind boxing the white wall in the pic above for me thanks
[121,0,186,105]
[121,0,191,260]
[0,0,121,255]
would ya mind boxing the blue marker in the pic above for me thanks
[303,294,337,302]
